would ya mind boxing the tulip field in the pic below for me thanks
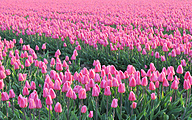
[1,0,192,119]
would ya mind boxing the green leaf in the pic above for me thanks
[130,114,136,120]
[14,109,20,118]
[153,108,166,119]
[167,108,183,115]
[0,111,6,119]
[170,114,176,120]
[136,109,145,120]
[58,111,67,120]
[70,111,78,120]
[161,113,169,120]
[187,117,192,120]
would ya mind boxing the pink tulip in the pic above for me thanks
[92,86,99,97]
[176,65,183,74]
[29,98,36,109]
[131,102,137,109]
[118,83,125,93]
[46,95,53,105]
[0,70,6,79]
[151,93,156,100]
[54,102,62,113]
[81,105,87,113]
[129,77,136,87]
[0,80,4,90]
[1,92,9,101]
[129,91,136,101]
[111,99,118,108]
[9,89,15,98]
[88,111,93,118]
[78,88,86,99]
[104,86,111,96]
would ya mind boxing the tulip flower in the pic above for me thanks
[30,81,36,90]
[0,70,6,79]
[22,86,29,96]
[129,77,136,89]
[149,82,156,91]
[55,102,62,113]
[176,65,183,75]
[42,43,46,50]
[0,79,4,90]
[184,79,191,106]
[88,111,93,118]
[81,105,87,113]
[129,91,136,101]
[78,88,86,99]
[29,98,36,119]
[46,95,53,120]
[118,83,125,116]
[35,98,42,120]
[151,93,156,100]
[35,45,39,51]
[131,102,137,109]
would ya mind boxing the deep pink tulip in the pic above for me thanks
[9,89,15,98]
[176,65,183,74]
[171,80,178,90]
[131,102,137,109]
[88,111,93,118]
[0,70,6,79]
[118,83,125,93]
[81,105,87,113]
[46,95,53,105]
[1,92,9,101]
[129,91,136,101]
[151,93,156,100]
[129,77,136,87]
[184,79,191,90]
[35,99,42,109]
[149,82,156,90]
[92,86,99,97]
[104,86,111,96]
[54,102,62,113]
[0,80,4,90]
[78,88,86,99]
[29,98,36,109]
[111,99,118,108]
[23,86,29,96]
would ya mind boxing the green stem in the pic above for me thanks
[131,105,133,116]
[57,113,59,120]
[165,52,168,67]
[23,108,26,120]
[79,100,83,120]
[67,97,69,120]
[30,109,31,120]
[49,105,51,120]
[106,96,108,118]
[12,98,14,114]
[186,90,188,107]
[113,108,115,120]
[96,97,98,120]
[33,109,35,120]
[120,93,122,117]
[39,109,40,120]
[6,101,8,118]
[174,90,177,101]
[189,88,191,103]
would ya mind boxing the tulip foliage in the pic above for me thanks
[0,0,192,119]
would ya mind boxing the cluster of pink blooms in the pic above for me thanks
[0,0,192,64]
[0,0,192,118]
[0,36,192,118]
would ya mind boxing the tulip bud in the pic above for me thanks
[111,99,118,108]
